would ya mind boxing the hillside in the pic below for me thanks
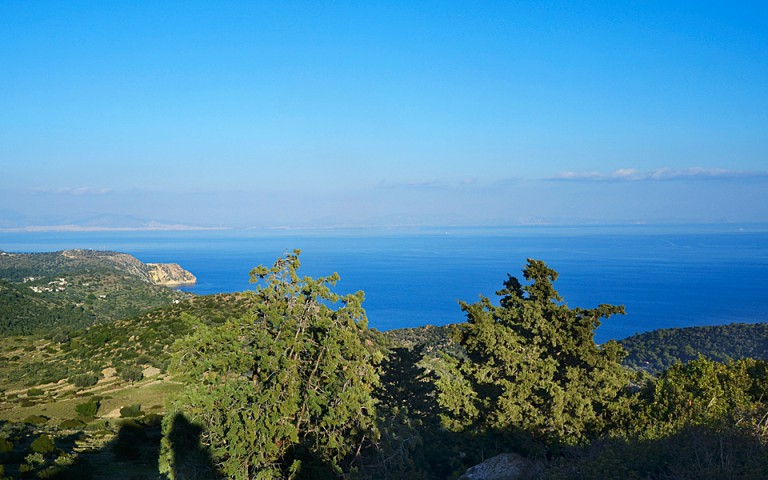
[384,322,768,375]
[0,293,256,389]
[620,322,768,373]
[0,250,195,335]
[0,249,194,285]
[1,293,768,477]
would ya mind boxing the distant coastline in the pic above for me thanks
[0,224,232,233]
[2,221,767,235]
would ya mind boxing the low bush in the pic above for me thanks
[0,436,13,453]
[30,434,56,455]
[70,373,99,388]
[120,404,142,418]
[59,419,86,429]
[27,388,44,397]
[23,415,48,426]
[75,399,100,417]
[118,365,143,383]
[141,413,163,427]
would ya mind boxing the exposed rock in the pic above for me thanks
[146,263,197,286]
[1,249,195,288]
[459,453,540,480]
[61,249,153,282]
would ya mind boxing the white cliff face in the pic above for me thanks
[146,263,197,286]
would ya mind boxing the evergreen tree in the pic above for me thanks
[437,259,631,447]
[160,250,381,479]
[639,357,768,437]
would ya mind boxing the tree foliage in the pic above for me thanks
[75,398,100,417]
[621,322,768,373]
[437,259,631,446]
[637,357,768,437]
[161,250,381,479]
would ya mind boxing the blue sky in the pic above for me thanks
[1,1,767,229]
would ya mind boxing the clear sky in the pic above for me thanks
[1,1,767,229]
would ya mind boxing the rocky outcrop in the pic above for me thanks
[61,249,154,281]
[146,263,197,286]
[0,249,196,286]
[57,250,196,286]
[459,453,541,480]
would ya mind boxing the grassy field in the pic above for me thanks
[0,361,185,479]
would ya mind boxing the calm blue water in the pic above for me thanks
[2,225,767,343]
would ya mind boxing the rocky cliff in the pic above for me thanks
[146,263,197,286]
[0,249,196,287]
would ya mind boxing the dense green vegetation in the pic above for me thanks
[0,251,190,335]
[0,278,94,335]
[0,293,255,388]
[0,250,153,282]
[621,322,768,373]
[162,251,381,479]
[438,261,629,447]
[1,249,768,479]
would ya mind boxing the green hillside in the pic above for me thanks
[0,292,256,389]
[0,250,191,335]
[0,279,94,334]
[0,250,154,282]
[620,322,768,373]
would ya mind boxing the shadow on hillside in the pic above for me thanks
[377,346,440,419]
[162,413,223,480]
[0,413,222,479]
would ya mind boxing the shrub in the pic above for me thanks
[135,354,153,365]
[25,452,45,465]
[23,415,48,426]
[118,365,144,383]
[27,388,44,397]
[59,419,86,429]
[75,399,100,417]
[159,359,170,373]
[0,436,13,453]
[120,404,142,418]
[70,373,99,388]
[141,413,163,427]
[30,434,56,455]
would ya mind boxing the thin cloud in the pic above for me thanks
[377,178,480,189]
[31,186,112,195]
[547,167,768,182]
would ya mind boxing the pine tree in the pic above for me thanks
[437,259,631,447]
[161,250,381,479]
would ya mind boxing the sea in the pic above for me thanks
[2,224,767,343]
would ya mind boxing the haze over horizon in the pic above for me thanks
[2,1,767,230]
